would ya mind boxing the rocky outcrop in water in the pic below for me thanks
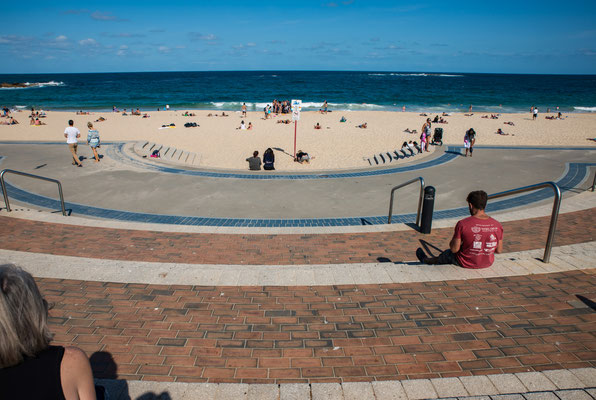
[0,82,29,88]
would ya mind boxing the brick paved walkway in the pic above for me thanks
[41,269,596,384]
[1,208,595,264]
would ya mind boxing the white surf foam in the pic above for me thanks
[368,73,463,77]
[574,106,596,112]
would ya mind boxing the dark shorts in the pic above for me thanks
[436,249,460,266]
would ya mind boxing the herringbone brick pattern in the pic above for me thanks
[40,270,596,384]
[1,208,595,265]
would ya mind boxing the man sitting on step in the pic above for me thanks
[416,190,503,269]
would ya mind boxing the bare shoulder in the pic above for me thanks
[63,346,90,365]
[61,346,96,400]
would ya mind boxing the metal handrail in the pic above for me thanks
[0,169,67,216]
[488,181,561,263]
[388,177,425,225]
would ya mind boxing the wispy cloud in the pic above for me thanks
[374,44,404,51]
[0,35,33,45]
[577,49,596,56]
[117,45,128,56]
[63,9,127,22]
[91,11,127,22]
[102,32,145,38]
[78,38,98,46]
[189,32,218,41]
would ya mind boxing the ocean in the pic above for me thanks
[1,71,595,113]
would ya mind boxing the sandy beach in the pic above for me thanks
[1,109,595,171]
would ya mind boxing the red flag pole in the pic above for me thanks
[293,121,297,161]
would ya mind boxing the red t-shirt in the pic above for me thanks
[453,216,503,269]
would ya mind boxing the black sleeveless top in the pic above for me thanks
[0,345,66,400]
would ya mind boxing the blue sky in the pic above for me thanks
[1,0,595,74]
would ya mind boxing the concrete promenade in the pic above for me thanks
[0,142,594,399]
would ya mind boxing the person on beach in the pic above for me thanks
[295,150,311,164]
[356,123,367,129]
[0,264,98,399]
[237,121,246,130]
[263,148,275,170]
[241,103,247,117]
[320,100,328,114]
[533,106,538,120]
[246,151,261,170]
[64,120,82,167]
[496,128,510,136]
[401,142,412,156]
[314,123,321,129]
[412,141,422,154]
[421,118,431,151]
[464,128,476,157]
[247,122,253,130]
[86,122,101,162]
[416,191,503,269]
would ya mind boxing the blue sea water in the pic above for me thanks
[1,71,595,113]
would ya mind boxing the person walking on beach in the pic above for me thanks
[533,106,538,120]
[241,103,247,117]
[86,122,101,162]
[464,128,476,157]
[416,190,503,269]
[64,120,82,167]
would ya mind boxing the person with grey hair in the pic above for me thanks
[0,264,98,399]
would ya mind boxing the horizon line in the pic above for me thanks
[1,69,596,77]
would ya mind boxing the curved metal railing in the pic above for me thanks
[388,177,425,226]
[488,182,561,263]
[0,169,67,216]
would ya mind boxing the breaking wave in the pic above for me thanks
[368,73,463,77]
[574,106,596,112]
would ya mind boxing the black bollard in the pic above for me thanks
[420,186,436,234]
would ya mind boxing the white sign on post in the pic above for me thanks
[291,99,302,121]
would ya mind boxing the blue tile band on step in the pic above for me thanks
[1,154,594,227]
